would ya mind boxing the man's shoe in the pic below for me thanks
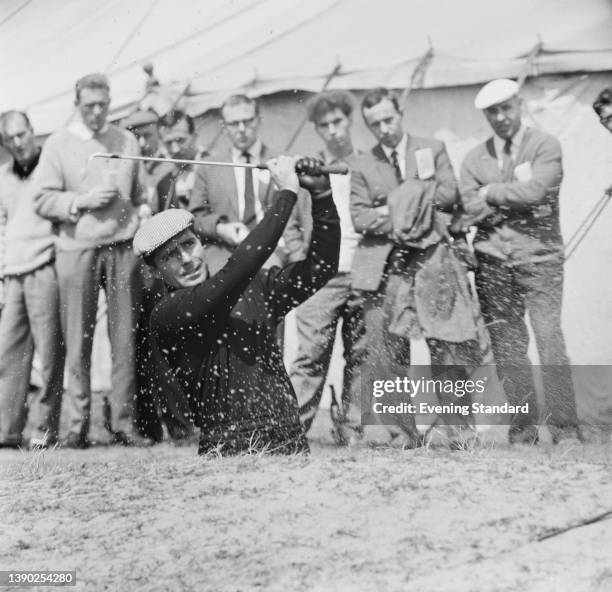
[550,425,584,445]
[110,430,155,447]
[508,425,539,445]
[29,438,56,451]
[61,433,90,449]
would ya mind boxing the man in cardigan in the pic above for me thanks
[34,73,151,448]
[133,156,340,455]
[459,78,580,444]
[0,111,65,449]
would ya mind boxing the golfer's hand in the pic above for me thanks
[267,156,300,194]
[217,221,250,246]
[295,157,331,197]
[77,186,118,211]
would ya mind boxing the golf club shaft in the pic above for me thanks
[89,152,349,175]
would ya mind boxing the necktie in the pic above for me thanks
[390,149,403,183]
[501,139,514,181]
[242,151,256,230]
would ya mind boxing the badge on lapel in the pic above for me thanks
[415,148,435,180]
[513,161,533,182]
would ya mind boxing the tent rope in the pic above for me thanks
[565,186,612,260]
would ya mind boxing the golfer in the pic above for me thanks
[133,156,340,455]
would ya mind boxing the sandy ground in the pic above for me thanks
[2,416,612,592]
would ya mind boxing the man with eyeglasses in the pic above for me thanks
[189,94,289,274]
[34,73,152,448]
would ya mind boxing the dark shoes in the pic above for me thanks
[508,425,539,445]
[61,433,91,449]
[109,430,155,447]
[28,435,58,451]
[549,425,585,445]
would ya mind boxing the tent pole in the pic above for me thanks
[398,41,434,108]
[517,37,543,88]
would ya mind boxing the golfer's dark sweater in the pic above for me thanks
[151,190,340,454]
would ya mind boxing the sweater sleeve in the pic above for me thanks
[152,190,297,341]
[263,194,340,321]
[33,138,81,222]
[459,152,504,228]
[485,135,562,211]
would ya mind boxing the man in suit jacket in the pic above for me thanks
[459,78,580,444]
[350,88,481,446]
[156,110,208,213]
[189,95,287,275]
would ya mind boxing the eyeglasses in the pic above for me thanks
[223,117,258,130]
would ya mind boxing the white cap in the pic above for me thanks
[133,208,194,258]
[474,79,520,110]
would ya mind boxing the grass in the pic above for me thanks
[2,429,612,592]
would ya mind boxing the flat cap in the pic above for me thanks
[475,79,519,110]
[122,109,158,130]
[133,208,194,258]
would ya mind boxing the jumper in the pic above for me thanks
[33,124,144,251]
[0,153,55,277]
[151,190,340,455]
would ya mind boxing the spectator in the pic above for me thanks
[350,88,482,446]
[0,111,65,450]
[34,73,151,448]
[156,109,207,210]
[122,109,173,212]
[189,95,288,275]
[289,90,366,444]
[593,86,612,133]
[459,78,580,444]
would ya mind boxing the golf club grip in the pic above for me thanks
[258,163,349,175]
[320,164,349,175]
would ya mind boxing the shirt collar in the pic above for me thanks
[67,118,109,141]
[493,123,527,156]
[381,133,408,162]
[232,138,262,162]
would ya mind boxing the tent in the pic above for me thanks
[1,0,612,424]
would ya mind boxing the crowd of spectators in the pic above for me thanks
[0,72,609,451]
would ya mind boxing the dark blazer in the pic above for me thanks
[188,144,283,274]
[459,126,564,264]
[349,135,458,291]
